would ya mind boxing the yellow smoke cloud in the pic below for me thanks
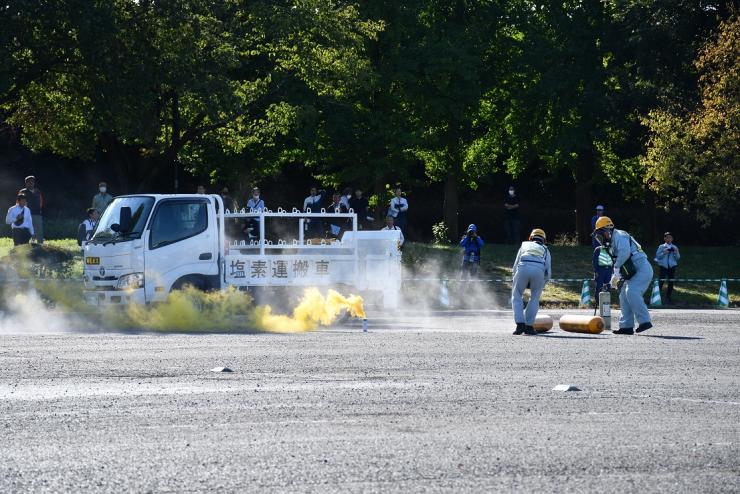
[251,287,366,332]
[30,281,365,333]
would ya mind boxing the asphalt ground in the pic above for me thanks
[0,309,739,493]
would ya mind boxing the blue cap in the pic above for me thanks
[467,224,477,231]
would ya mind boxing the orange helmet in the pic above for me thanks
[529,228,546,242]
[593,216,614,232]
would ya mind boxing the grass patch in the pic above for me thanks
[402,242,740,308]
[0,237,82,279]
[1,236,737,308]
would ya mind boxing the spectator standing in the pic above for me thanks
[381,215,404,246]
[511,229,550,335]
[219,187,240,238]
[220,186,237,212]
[388,187,409,231]
[590,205,606,247]
[348,188,370,229]
[303,186,325,238]
[77,208,99,247]
[340,187,352,211]
[460,224,484,279]
[91,182,114,213]
[327,192,348,239]
[5,193,34,246]
[246,187,265,211]
[18,175,43,243]
[243,187,265,239]
[654,232,680,304]
[503,185,520,244]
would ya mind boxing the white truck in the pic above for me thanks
[83,194,402,308]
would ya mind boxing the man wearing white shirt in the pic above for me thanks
[388,187,409,231]
[77,208,99,247]
[303,186,324,237]
[5,193,34,245]
[339,187,352,211]
[381,215,404,246]
[243,187,265,240]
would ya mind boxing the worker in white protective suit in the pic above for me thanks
[511,228,551,336]
[592,216,653,334]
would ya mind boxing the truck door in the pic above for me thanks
[143,197,218,301]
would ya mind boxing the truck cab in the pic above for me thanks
[83,194,401,308]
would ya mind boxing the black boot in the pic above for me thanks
[523,325,537,335]
[613,327,634,335]
[513,323,525,335]
[636,322,653,333]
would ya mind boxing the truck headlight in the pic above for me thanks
[117,272,144,290]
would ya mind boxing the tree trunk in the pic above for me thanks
[170,92,181,193]
[574,147,595,245]
[443,172,459,241]
[574,181,593,245]
[373,176,385,221]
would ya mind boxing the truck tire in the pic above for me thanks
[171,275,208,292]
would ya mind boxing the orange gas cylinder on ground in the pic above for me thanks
[533,314,553,333]
[558,314,605,334]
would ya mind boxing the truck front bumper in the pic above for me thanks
[84,288,145,306]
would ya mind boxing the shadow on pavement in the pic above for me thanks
[538,334,603,340]
[639,335,704,341]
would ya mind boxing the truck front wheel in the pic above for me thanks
[171,275,209,293]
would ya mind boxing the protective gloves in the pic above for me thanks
[610,273,621,287]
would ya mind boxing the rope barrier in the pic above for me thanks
[403,277,740,283]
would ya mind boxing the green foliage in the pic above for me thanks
[551,232,580,247]
[0,240,81,279]
[642,16,740,226]
[402,241,740,307]
[0,0,735,228]
[3,0,382,190]
[431,221,450,245]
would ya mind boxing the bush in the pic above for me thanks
[0,241,81,279]
[552,232,579,246]
[43,217,81,240]
[432,221,451,244]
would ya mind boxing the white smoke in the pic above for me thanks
[0,290,78,334]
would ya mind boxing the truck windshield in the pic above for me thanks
[91,196,154,242]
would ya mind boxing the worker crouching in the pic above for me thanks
[511,228,551,336]
[592,217,653,334]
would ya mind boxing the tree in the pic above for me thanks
[467,1,730,241]
[642,15,740,226]
[399,0,513,237]
[4,0,381,192]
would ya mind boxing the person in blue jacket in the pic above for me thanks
[591,205,613,296]
[593,217,653,335]
[460,224,484,279]
[654,232,680,304]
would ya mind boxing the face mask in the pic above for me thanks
[508,190,515,196]
[253,194,259,199]
[99,187,107,193]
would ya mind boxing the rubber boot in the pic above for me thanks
[513,323,525,335]
[613,327,634,335]
[636,322,653,333]
[523,325,537,336]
